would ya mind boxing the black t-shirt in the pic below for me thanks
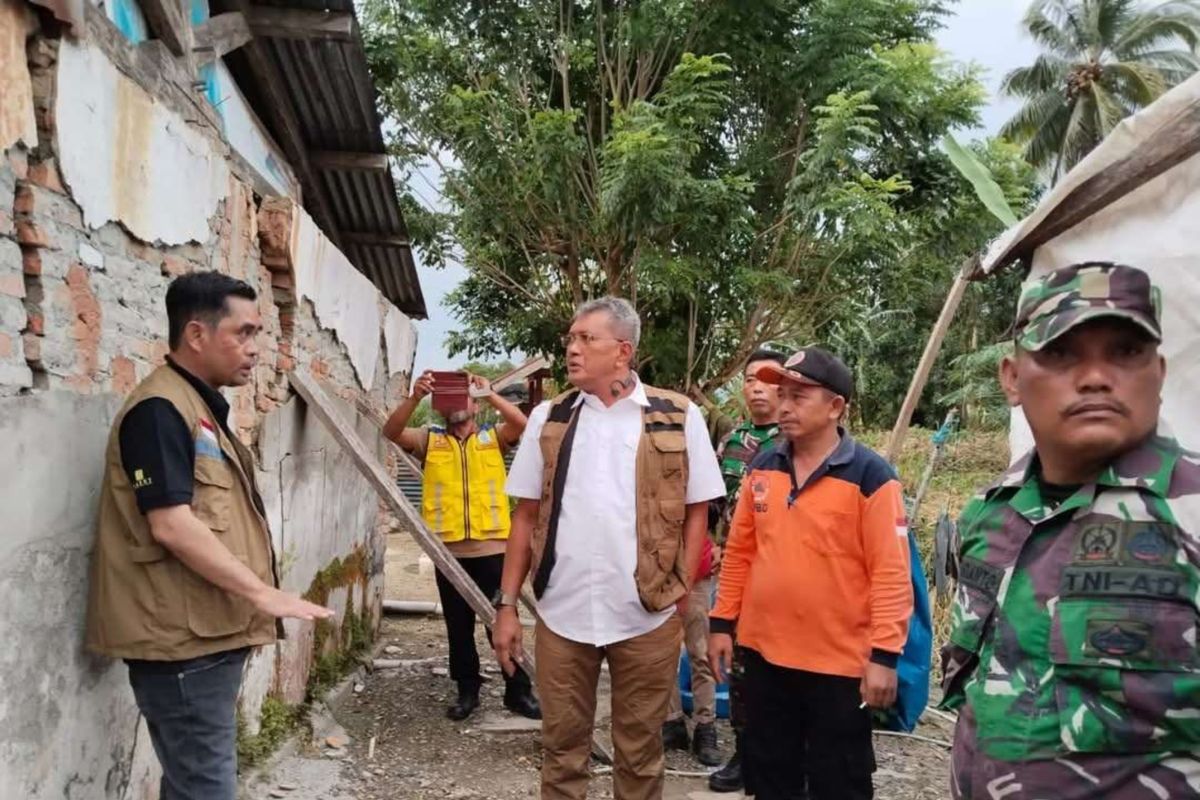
[119,359,233,514]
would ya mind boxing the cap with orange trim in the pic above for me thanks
[756,347,854,401]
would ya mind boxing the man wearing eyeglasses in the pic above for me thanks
[493,296,725,800]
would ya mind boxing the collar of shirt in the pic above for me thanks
[166,356,231,431]
[990,422,1183,523]
[571,374,650,412]
[777,428,855,504]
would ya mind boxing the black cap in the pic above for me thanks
[756,347,854,401]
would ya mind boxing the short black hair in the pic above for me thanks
[165,271,256,349]
[745,349,787,369]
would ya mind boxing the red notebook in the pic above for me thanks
[431,371,469,417]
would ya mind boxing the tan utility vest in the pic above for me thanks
[531,385,691,612]
[85,365,279,660]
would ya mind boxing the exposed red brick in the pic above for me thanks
[0,274,25,298]
[128,241,164,268]
[276,354,295,373]
[162,255,189,278]
[27,159,66,194]
[310,358,329,379]
[64,263,100,377]
[16,220,52,248]
[0,332,12,359]
[21,248,40,276]
[13,184,34,215]
[271,270,294,290]
[26,312,43,336]
[7,149,29,181]
[65,374,93,393]
[21,333,39,364]
[110,355,136,395]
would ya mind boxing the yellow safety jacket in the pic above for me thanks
[421,426,511,543]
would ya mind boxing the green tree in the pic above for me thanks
[363,0,1036,425]
[1001,0,1200,182]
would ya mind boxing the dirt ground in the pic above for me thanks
[243,532,955,800]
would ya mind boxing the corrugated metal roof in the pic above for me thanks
[217,0,427,318]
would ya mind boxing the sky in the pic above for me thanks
[409,0,1042,375]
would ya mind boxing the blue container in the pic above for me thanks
[678,649,731,719]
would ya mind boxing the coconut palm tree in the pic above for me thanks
[1001,0,1200,182]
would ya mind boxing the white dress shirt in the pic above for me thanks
[506,378,725,646]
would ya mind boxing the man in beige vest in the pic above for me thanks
[494,297,725,800]
[86,271,332,800]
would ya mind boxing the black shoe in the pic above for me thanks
[692,722,722,767]
[662,718,690,751]
[708,740,743,792]
[446,686,480,721]
[503,691,542,720]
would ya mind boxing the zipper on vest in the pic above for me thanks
[451,436,472,541]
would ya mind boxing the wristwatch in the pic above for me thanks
[491,590,518,610]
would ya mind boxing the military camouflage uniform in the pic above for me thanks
[941,263,1200,798]
[714,419,781,734]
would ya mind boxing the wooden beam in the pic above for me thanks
[138,0,190,56]
[83,3,219,131]
[290,371,614,765]
[224,0,342,247]
[885,260,973,464]
[985,98,1200,274]
[192,12,252,65]
[245,7,355,41]
[342,231,410,248]
[311,150,389,171]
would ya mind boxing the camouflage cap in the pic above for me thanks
[1013,262,1162,351]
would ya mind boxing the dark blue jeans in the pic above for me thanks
[126,647,249,800]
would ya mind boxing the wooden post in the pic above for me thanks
[291,371,613,764]
[885,261,973,464]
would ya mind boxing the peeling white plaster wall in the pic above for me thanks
[212,62,298,199]
[290,206,418,390]
[55,39,229,244]
[0,0,37,151]
[384,306,416,377]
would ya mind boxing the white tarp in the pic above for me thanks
[981,73,1200,457]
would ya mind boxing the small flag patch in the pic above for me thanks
[895,517,909,538]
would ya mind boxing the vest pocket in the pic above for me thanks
[183,556,254,638]
[1049,597,1200,753]
[193,457,234,532]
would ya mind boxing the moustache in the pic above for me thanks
[1063,398,1128,417]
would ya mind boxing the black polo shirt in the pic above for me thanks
[119,358,233,514]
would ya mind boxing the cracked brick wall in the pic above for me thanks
[0,12,416,799]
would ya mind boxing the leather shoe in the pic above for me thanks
[692,722,722,767]
[446,687,480,721]
[708,738,743,792]
[661,718,690,751]
[504,691,542,720]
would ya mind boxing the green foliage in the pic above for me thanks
[938,341,1015,430]
[363,0,1041,427]
[943,133,1019,225]
[1001,0,1200,182]
[237,696,302,770]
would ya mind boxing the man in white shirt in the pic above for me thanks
[493,297,725,800]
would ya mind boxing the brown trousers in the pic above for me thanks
[666,577,715,725]
[535,615,684,800]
